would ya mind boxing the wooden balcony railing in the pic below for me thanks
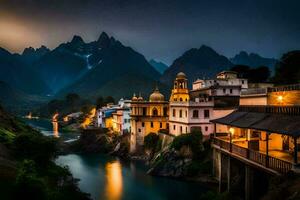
[212,137,293,174]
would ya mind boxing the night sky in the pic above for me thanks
[0,0,299,64]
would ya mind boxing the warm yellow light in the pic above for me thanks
[105,161,123,200]
[229,127,235,135]
[277,95,283,102]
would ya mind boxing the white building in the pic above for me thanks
[169,71,247,137]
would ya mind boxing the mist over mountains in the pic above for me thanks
[0,32,279,113]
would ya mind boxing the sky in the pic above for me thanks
[0,0,300,64]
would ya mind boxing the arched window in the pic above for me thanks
[179,110,182,118]
[152,108,158,116]
[180,98,183,101]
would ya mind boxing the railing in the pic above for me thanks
[241,88,267,96]
[238,105,300,116]
[212,137,293,174]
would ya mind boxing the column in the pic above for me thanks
[229,128,232,152]
[294,136,298,165]
[218,152,222,192]
[227,156,231,192]
[266,132,269,167]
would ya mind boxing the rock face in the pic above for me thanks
[147,148,193,178]
[149,59,168,74]
[71,130,114,153]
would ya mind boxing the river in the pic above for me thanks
[26,119,209,200]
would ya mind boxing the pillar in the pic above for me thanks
[229,128,232,152]
[266,132,269,167]
[218,152,222,192]
[245,165,253,200]
[227,156,231,192]
[294,137,298,165]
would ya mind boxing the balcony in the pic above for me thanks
[212,136,294,174]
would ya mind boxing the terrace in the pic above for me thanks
[211,106,300,174]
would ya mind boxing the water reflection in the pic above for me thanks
[52,121,59,138]
[104,161,123,200]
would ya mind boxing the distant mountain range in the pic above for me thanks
[149,59,168,74]
[160,45,234,85]
[230,51,278,73]
[0,32,280,113]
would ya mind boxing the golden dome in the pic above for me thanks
[149,87,164,102]
[176,72,187,79]
[131,93,138,101]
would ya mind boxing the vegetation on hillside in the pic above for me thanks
[231,65,271,83]
[0,105,90,200]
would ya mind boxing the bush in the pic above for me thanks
[13,133,58,167]
[171,130,204,159]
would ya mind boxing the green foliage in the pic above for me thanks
[13,133,58,167]
[171,130,204,159]
[273,50,300,84]
[231,65,270,83]
[0,127,15,144]
[15,160,48,200]
[144,132,160,150]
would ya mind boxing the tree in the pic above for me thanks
[104,96,115,104]
[273,50,300,84]
[231,65,270,83]
[96,96,104,109]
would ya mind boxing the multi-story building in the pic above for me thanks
[211,84,300,198]
[130,88,169,153]
[169,71,247,137]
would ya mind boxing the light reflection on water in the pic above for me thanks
[104,161,123,200]
[52,121,59,138]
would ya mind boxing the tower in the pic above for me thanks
[170,72,190,102]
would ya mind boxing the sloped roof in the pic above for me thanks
[211,111,300,137]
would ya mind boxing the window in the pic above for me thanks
[192,110,199,118]
[166,123,169,129]
[179,110,182,118]
[230,89,233,94]
[142,122,145,127]
[173,109,176,117]
[151,122,154,128]
[223,88,226,94]
[185,110,188,117]
[204,110,210,118]
[142,107,147,116]
[138,128,141,133]
[173,125,176,130]
[160,123,162,128]
[205,126,208,131]
[186,127,188,133]
[152,108,158,116]
[180,126,182,133]
[180,98,183,101]
[242,80,245,84]
[163,107,168,116]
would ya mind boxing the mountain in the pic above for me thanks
[0,47,51,95]
[160,45,233,86]
[149,59,168,74]
[58,32,163,99]
[230,51,277,73]
[21,45,50,65]
[0,81,48,114]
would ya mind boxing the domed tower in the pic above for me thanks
[131,93,138,101]
[170,72,190,102]
[149,87,165,102]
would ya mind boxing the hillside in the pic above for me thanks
[160,45,233,86]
